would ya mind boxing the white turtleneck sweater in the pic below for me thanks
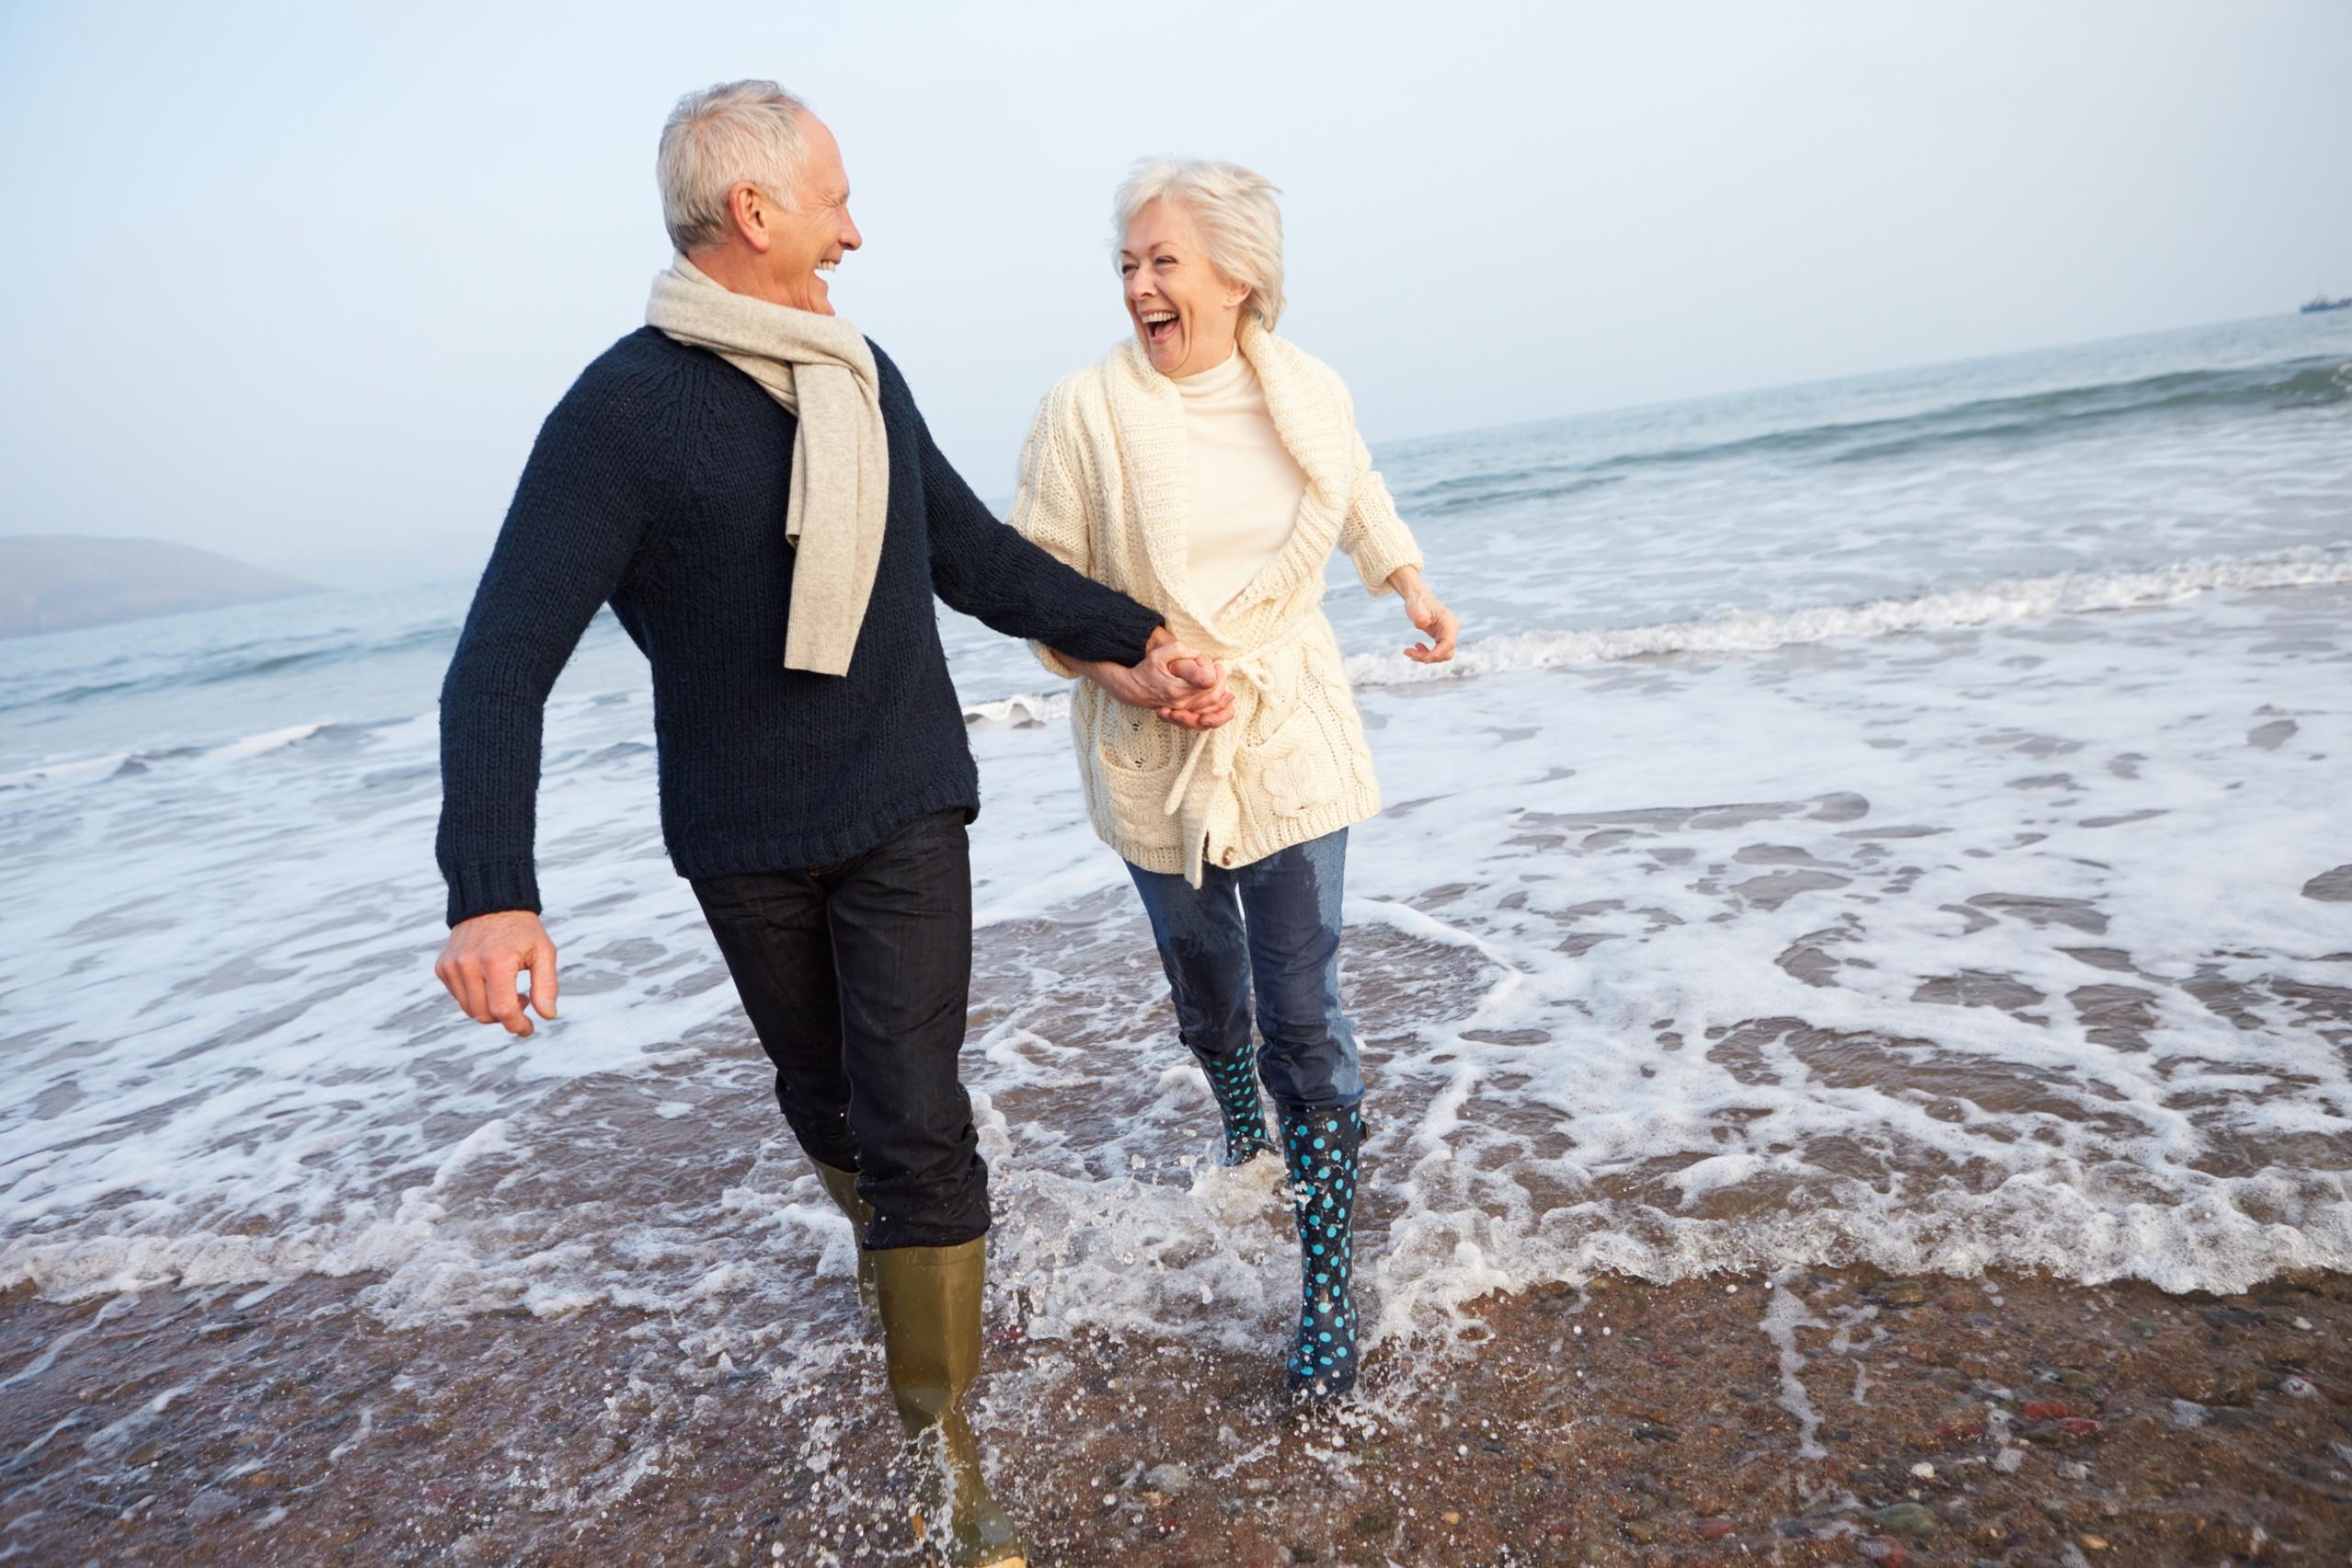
[1012,321,1425,885]
[1172,348,1308,617]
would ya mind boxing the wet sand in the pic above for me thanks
[6,886,2346,1563]
[5,1256,2347,1564]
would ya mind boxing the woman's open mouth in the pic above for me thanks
[1140,310,1179,348]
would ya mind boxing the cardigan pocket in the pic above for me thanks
[1098,751,1183,836]
[1094,701,1182,774]
[1251,704,1343,818]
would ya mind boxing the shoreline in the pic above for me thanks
[4,1260,2346,1562]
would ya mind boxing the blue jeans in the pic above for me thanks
[1125,828,1364,1111]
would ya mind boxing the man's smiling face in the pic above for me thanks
[759,110,863,315]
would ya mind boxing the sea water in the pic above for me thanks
[3,310,2347,1395]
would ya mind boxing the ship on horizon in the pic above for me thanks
[2301,292,2352,314]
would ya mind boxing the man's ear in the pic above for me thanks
[729,182,774,254]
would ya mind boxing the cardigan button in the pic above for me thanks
[1220,849,1235,866]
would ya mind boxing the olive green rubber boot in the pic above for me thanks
[811,1160,880,1320]
[871,1238,1026,1568]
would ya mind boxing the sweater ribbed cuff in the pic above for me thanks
[1057,600,1163,669]
[444,858,543,929]
[1353,539,1423,597]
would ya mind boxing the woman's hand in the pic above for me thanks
[1389,565,1459,663]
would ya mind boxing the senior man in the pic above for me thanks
[432,81,1225,1567]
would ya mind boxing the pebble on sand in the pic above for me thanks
[1866,1501,1938,1538]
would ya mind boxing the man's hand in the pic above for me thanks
[435,909,560,1037]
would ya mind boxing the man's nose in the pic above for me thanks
[840,208,863,251]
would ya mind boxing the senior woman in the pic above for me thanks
[1013,158,1457,1402]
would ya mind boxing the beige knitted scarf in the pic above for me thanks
[646,255,888,676]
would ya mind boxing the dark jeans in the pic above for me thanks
[1125,827,1364,1111]
[690,807,989,1250]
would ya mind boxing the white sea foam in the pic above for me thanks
[955,546,2352,724]
[1347,544,2352,683]
[202,720,330,761]
[0,750,131,790]
[962,690,1069,728]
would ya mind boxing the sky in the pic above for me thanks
[2,1,2347,588]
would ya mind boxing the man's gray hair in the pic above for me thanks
[658,80,811,254]
[1113,157,1286,331]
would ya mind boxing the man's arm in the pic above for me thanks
[433,378,659,1033]
[913,406,1164,666]
[999,382,1230,728]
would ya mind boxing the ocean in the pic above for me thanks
[4,309,2348,1558]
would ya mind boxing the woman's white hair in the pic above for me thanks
[1114,157,1286,331]
[658,80,811,254]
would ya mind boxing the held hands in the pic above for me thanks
[1390,565,1459,663]
[1067,626,1233,729]
[435,909,559,1037]
[1136,626,1234,730]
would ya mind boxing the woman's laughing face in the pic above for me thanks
[1120,199,1248,378]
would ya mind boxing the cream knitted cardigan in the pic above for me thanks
[1011,320,1424,885]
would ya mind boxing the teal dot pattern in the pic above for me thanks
[1192,1043,1277,1168]
[1277,1103,1364,1401]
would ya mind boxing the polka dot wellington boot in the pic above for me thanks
[1276,1102,1365,1401]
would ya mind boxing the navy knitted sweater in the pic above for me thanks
[435,327,1162,927]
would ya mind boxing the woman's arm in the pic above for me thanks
[1336,389,1458,662]
[1337,427,1425,596]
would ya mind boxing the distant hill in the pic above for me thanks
[0,535,322,639]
